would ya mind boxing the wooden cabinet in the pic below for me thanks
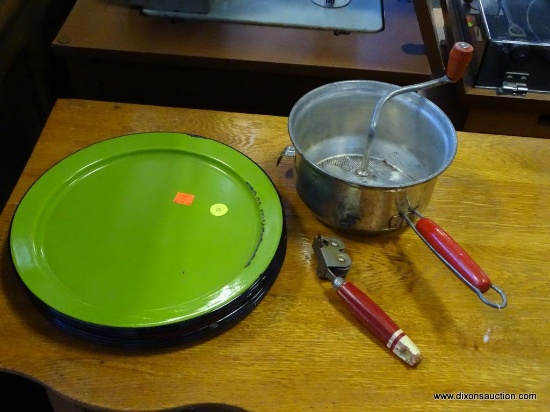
[53,0,436,117]
[0,0,76,210]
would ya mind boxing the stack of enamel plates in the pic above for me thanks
[10,133,286,347]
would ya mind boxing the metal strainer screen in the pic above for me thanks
[315,153,422,186]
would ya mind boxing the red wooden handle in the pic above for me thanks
[337,281,400,344]
[446,42,473,82]
[415,217,491,293]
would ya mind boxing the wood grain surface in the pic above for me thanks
[0,99,549,411]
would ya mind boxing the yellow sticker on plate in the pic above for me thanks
[210,203,228,217]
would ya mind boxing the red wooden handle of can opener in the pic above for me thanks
[446,42,474,82]
[415,217,492,293]
[337,281,422,366]
[337,281,400,344]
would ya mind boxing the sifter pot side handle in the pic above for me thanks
[402,213,507,309]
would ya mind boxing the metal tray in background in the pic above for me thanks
[132,0,384,33]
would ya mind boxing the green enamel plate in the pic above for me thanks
[10,133,285,335]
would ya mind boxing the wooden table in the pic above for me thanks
[1,99,549,411]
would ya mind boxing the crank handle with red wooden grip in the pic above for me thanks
[401,212,507,309]
[445,42,474,83]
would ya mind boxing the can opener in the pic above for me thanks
[312,235,422,366]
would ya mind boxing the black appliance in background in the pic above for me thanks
[451,0,550,96]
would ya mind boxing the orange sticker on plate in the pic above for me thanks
[173,192,195,206]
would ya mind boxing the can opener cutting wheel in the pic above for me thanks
[312,235,422,366]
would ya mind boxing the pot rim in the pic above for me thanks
[287,80,458,189]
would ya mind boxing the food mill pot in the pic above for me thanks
[282,80,457,234]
